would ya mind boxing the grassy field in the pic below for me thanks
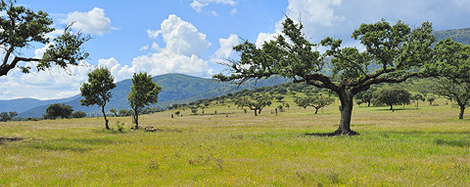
[1,99,469,186]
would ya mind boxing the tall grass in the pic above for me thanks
[0,98,469,186]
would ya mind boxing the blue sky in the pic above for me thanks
[1,0,469,100]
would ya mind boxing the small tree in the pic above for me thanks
[235,93,272,116]
[411,93,425,108]
[427,97,435,105]
[355,87,376,107]
[371,87,411,110]
[45,103,73,119]
[426,39,470,119]
[109,108,117,117]
[0,111,18,122]
[0,1,89,77]
[294,95,335,114]
[71,111,87,118]
[435,78,470,119]
[80,67,116,130]
[118,109,131,117]
[128,72,162,129]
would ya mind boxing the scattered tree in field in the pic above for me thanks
[80,67,116,130]
[371,87,411,110]
[71,111,87,118]
[214,17,435,135]
[294,95,335,114]
[411,93,426,108]
[427,97,435,105]
[0,1,89,77]
[45,103,73,119]
[128,72,162,129]
[435,78,470,119]
[235,93,272,116]
[118,109,133,117]
[355,87,376,107]
[275,96,285,102]
[109,108,117,117]
[0,111,18,122]
[426,39,470,119]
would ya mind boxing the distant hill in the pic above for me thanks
[10,73,288,118]
[434,28,470,45]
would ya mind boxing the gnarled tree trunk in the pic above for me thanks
[335,90,359,135]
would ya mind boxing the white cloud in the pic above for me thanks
[255,32,277,48]
[213,34,239,61]
[148,14,211,56]
[190,1,208,13]
[63,7,112,35]
[132,14,213,77]
[98,57,133,82]
[287,0,344,27]
[131,50,210,77]
[230,8,238,15]
[140,45,149,52]
[190,0,237,14]
[0,61,93,100]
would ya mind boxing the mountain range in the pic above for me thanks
[1,73,288,118]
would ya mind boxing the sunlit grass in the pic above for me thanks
[1,98,469,186]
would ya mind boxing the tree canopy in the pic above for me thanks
[80,67,116,129]
[44,103,73,119]
[214,17,435,135]
[0,0,89,76]
[234,93,272,116]
[429,38,470,119]
[371,87,411,110]
[128,72,162,129]
[294,95,335,114]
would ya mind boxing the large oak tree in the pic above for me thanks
[214,17,435,136]
[0,0,89,77]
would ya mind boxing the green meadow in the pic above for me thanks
[1,98,469,186]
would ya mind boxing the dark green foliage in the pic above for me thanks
[71,111,86,118]
[128,72,162,129]
[355,87,377,107]
[118,109,133,117]
[234,93,272,116]
[411,94,425,107]
[294,95,335,114]
[80,67,116,129]
[0,0,89,76]
[45,103,73,119]
[0,111,17,122]
[371,87,411,110]
[427,39,470,119]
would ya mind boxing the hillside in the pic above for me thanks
[434,27,470,45]
[13,73,288,118]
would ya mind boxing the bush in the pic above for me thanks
[71,111,87,118]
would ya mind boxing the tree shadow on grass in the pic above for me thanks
[435,139,470,148]
[28,137,127,152]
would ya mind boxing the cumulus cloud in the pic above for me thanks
[148,14,211,56]
[133,14,213,77]
[98,57,133,82]
[212,34,239,62]
[287,0,344,27]
[0,61,92,100]
[62,7,112,35]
